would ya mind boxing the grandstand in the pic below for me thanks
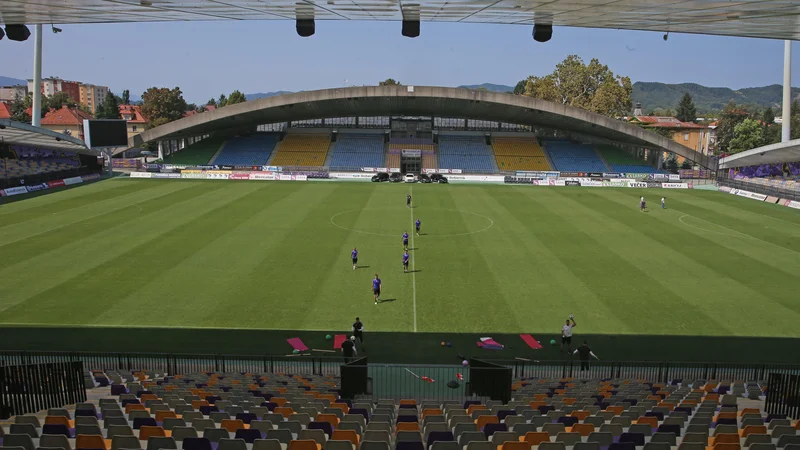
[271,134,331,167]
[212,134,279,166]
[328,134,386,169]
[438,135,495,172]
[388,138,436,170]
[163,137,226,166]
[492,137,552,172]
[545,140,610,173]
[596,145,661,174]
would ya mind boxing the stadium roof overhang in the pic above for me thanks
[3,0,800,40]
[719,139,800,169]
[0,119,99,155]
[130,86,717,169]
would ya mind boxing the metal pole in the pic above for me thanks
[782,40,792,143]
[32,24,43,127]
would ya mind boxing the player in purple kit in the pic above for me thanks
[407,193,412,208]
[415,219,421,236]
[372,273,382,305]
[351,247,358,271]
[403,250,410,273]
[402,231,409,251]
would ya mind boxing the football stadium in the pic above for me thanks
[2,1,800,444]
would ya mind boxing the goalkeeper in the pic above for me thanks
[561,314,577,354]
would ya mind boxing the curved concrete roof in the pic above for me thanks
[1,119,98,155]
[131,86,716,169]
[719,139,800,169]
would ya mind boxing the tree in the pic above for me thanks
[23,92,48,120]
[665,154,678,173]
[207,98,217,107]
[680,159,693,169]
[378,78,401,86]
[227,90,246,105]
[121,89,131,105]
[715,101,750,153]
[729,118,764,153]
[186,103,197,112]
[513,79,527,95]
[675,93,697,123]
[522,55,632,117]
[218,94,227,108]
[95,93,121,120]
[46,91,77,110]
[141,87,188,128]
[10,92,31,123]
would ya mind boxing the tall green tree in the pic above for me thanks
[523,54,632,117]
[10,93,31,123]
[207,98,217,107]
[95,93,121,119]
[729,118,764,153]
[675,92,697,123]
[46,91,77,110]
[681,159,693,169]
[378,78,401,86]
[227,90,246,105]
[513,79,527,95]
[141,87,188,128]
[715,101,750,153]
[218,94,228,108]
[121,89,131,105]
[23,92,48,119]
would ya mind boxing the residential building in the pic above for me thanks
[38,104,93,140]
[80,84,109,114]
[26,78,109,114]
[629,115,711,155]
[119,104,147,138]
[0,102,12,119]
[0,85,28,102]
[184,105,216,117]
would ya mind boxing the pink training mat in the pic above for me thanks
[520,334,543,349]
[333,334,347,349]
[287,337,309,351]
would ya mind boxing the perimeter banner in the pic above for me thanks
[181,173,208,179]
[48,179,67,187]
[130,172,152,178]
[25,183,49,192]
[63,176,84,185]
[3,186,28,196]
[783,199,800,209]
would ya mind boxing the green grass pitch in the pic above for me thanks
[1,179,799,341]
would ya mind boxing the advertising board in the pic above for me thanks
[661,183,689,189]
[3,186,28,196]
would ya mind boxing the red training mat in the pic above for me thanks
[333,334,347,349]
[520,334,543,349]
[287,337,308,351]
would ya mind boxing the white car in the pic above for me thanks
[404,173,417,183]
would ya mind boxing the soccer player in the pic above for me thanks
[403,250,410,273]
[352,317,364,348]
[415,218,421,236]
[661,197,666,209]
[640,197,647,212]
[372,273,382,305]
[351,247,358,271]
[572,340,599,372]
[561,314,577,354]
[403,231,409,251]
[407,193,412,208]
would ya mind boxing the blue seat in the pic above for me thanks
[213,134,279,166]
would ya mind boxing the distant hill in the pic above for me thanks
[0,76,26,87]
[458,83,514,93]
[632,82,800,113]
[245,91,294,101]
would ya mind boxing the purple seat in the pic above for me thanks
[111,385,127,395]
[557,417,578,427]
[397,416,418,424]
[497,411,516,421]
[137,390,154,398]
[206,396,222,405]
[42,424,71,438]
[645,412,664,421]
[308,421,333,438]
[426,431,455,449]
[766,414,786,422]
[133,417,157,430]
[463,401,482,410]
[538,405,554,415]
[121,399,140,407]
[396,442,425,450]
[671,379,683,386]
[350,408,370,423]
[609,442,636,450]
[623,399,638,406]
[656,425,680,437]
[183,437,213,450]
[619,433,645,446]
[199,406,219,416]
[483,423,506,438]
[234,429,262,443]
[716,418,737,426]
[717,386,730,395]
[95,377,110,387]
[400,404,417,410]
[236,413,257,424]
[75,410,96,417]
[674,407,693,416]
[264,403,278,412]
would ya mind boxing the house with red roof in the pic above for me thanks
[630,115,711,155]
[0,102,12,120]
[119,104,148,138]
[39,104,93,140]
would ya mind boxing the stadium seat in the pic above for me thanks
[438,136,494,172]
[213,134,279,166]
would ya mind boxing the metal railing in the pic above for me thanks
[0,361,86,419]
[719,179,800,201]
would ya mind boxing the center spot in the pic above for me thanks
[330,207,494,237]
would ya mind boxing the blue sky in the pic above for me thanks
[0,20,796,104]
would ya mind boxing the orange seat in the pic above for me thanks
[529,401,546,410]
[795,421,800,430]
[520,432,550,445]
[534,394,549,401]
[221,419,245,433]
[422,408,443,418]
[126,403,147,413]
[657,402,675,411]
[501,442,532,450]
[331,429,360,446]
[467,405,487,415]
[717,412,737,421]
[711,434,740,446]
[288,440,322,450]
[331,403,350,414]
[562,398,577,406]
[141,394,159,402]
[681,400,698,407]
[705,393,720,402]
[704,383,718,393]
[139,426,166,441]
[712,444,741,450]
[76,435,107,450]
[191,400,209,410]
[156,411,177,422]
[647,395,662,402]
[605,406,624,416]
[636,417,658,428]
[272,397,288,407]
[317,413,340,430]
[570,411,590,421]
[476,415,500,429]
[275,407,295,419]
[741,426,767,437]
[45,416,71,427]
[400,400,417,406]
[571,424,595,437]
[739,408,760,417]
[395,423,420,433]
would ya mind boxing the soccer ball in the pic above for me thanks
[569,314,574,319]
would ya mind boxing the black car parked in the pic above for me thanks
[430,174,449,184]
[371,172,390,182]
[418,174,432,183]
[389,172,403,182]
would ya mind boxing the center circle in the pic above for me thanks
[330,207,494,238]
